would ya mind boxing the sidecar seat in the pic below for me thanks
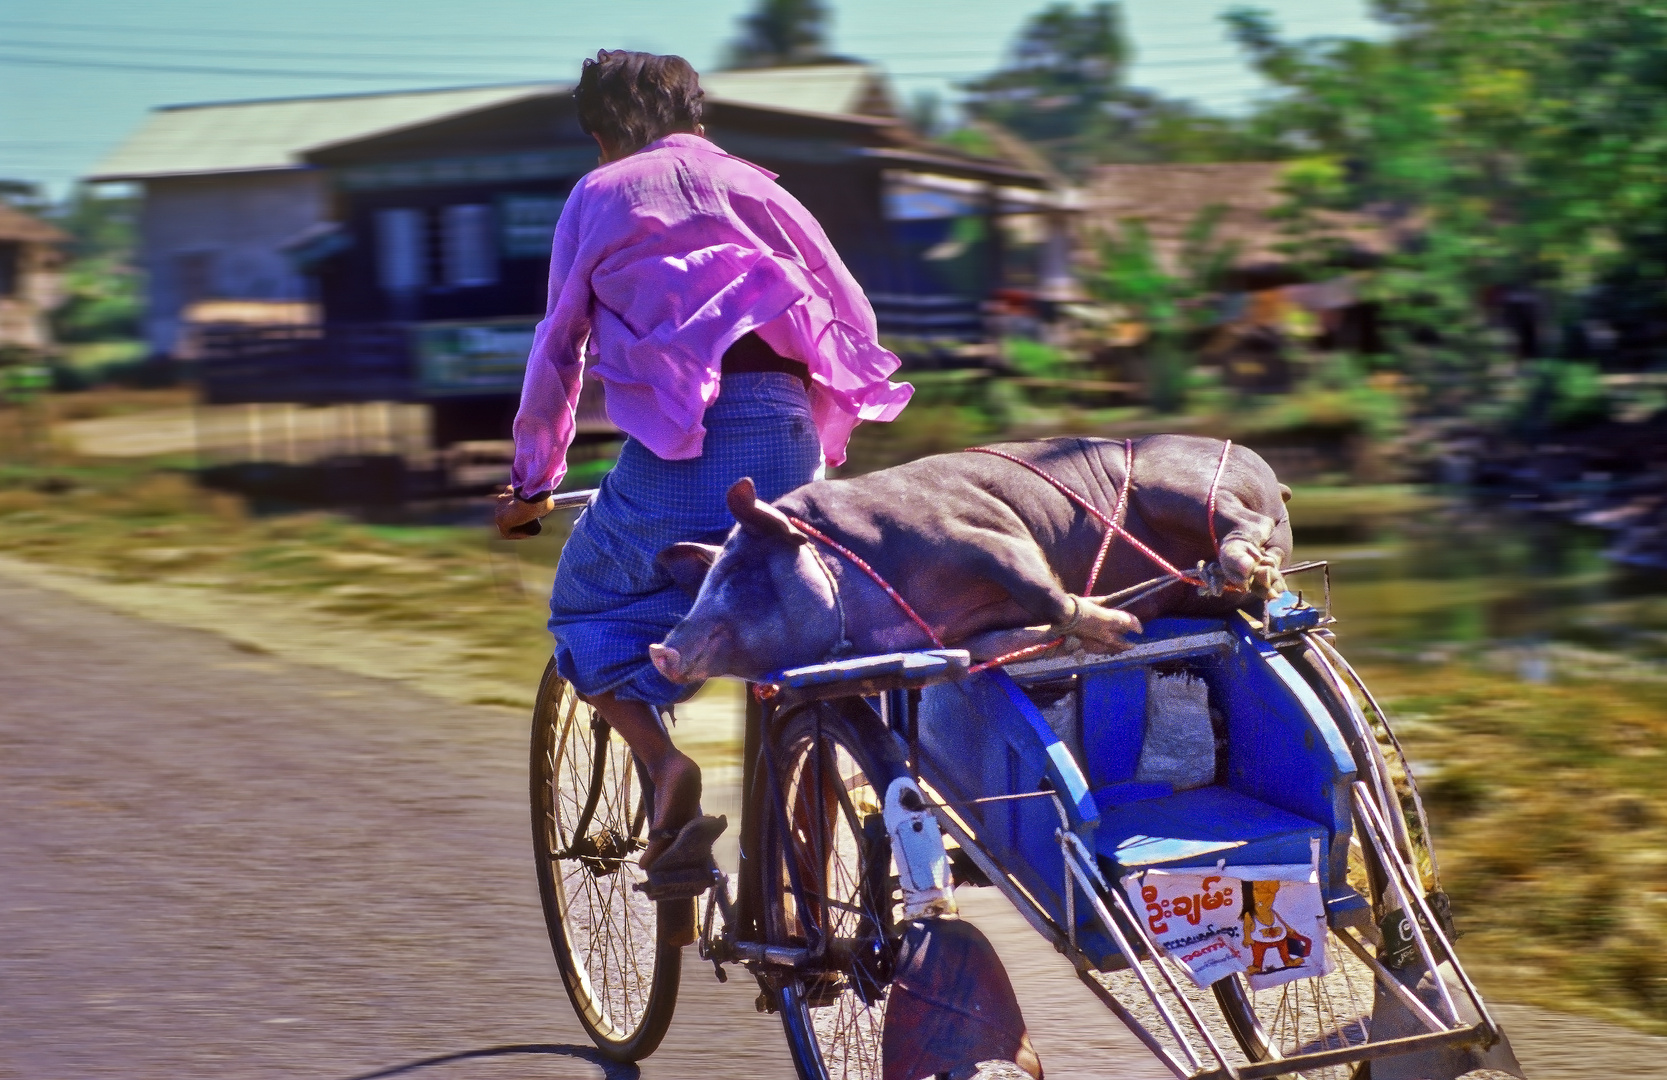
[1079,619,1356,902]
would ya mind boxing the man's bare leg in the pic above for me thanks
[586,690,702,947]
[585,690,702,869]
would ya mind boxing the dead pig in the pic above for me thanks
[649,434,1293,684]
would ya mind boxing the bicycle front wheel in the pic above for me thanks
[530,659,679,1060]
[761,701,911,1080]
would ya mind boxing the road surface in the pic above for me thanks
[0,575,1165,1080]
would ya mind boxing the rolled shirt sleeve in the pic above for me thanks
[510,181,595,496]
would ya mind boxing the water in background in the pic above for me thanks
[1292,496,1667,680]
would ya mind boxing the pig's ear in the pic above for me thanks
[726,477,808,545]
[658,542,723,596]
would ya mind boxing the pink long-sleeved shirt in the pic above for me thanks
[510,132,913,495]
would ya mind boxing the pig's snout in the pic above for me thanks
[648,643,688,683]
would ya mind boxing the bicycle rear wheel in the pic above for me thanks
[1206,830,1382,1079]
[761,702,910,1080]
[530,659,679,1061]
[1206,637,1395,1078]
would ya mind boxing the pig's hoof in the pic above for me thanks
[1074,634,1133,656]
[1250,556,1287,599]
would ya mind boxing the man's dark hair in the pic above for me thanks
[573,50,704,155]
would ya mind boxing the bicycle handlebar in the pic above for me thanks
[504,487,599,538]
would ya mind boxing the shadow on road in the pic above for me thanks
[338,1043,640,1080]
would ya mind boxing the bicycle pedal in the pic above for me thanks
[633,865,716,901]
[635,815,727,900]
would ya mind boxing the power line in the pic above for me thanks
[0,31,1255,70]
[0,12,1383,48]
[0,47,1258,86]
[0,15,602,46]
[0,35,579,68]
[0,52,546,82]
[0,45,1253,86]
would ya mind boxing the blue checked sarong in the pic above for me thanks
[548,372,822,706]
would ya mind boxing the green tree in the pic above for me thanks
[1226,2,1667,403]
[962,2,1266,174]
[0,179,51,217]
[1089,207,1240,411]
[723,0,836,69]
[51,186,142,344]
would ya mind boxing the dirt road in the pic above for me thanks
[2,574,1659,1078]
[0,575,1165,1079]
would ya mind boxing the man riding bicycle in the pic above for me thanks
[496,49,911,942]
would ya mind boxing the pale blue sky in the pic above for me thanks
[0,0,1384,194]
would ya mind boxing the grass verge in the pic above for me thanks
[1361,660,1667,1034]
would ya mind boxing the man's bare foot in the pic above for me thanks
[641,751,702,871]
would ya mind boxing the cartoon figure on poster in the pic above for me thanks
[1123,842,1332,991]
[1243,880,1309,973]
[1239,867,1332,991]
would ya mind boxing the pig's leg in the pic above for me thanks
[1212,490,1290,598]
[960,625,1061,661]
[957,538,1141,650]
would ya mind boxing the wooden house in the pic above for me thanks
[0,204,68,352]
[89,84,564,357]
[1081,163,1391,387]
[92,66,1063,446]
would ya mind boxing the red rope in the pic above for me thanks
[1205,439,1232,552]
[1083,438,1133,594]
[966,640,1057,675]
[785,515,946,650]
[965,445,1200,586]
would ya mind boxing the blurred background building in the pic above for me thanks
[0,203,68,352]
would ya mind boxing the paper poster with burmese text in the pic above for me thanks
[1123,846,1331,991]
[1121,869,1248,989]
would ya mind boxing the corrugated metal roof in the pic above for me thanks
[701,64,890,118]
[88,83,559,181]
[88,65,897,183]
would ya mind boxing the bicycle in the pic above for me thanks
[529,493,1522,1080]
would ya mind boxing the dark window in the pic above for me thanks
[375,209,427,294]
[174,251,216,305]
[0,242,19,298]
[441,204,497,287]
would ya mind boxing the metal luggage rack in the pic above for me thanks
[1254,560,1335,640]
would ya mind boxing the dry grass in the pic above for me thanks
[0,459,570,707]
[1363,660,1667,1034]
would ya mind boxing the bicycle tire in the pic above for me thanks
[530,659,680,1061]
[760,700,911,1080]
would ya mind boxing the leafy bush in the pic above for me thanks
[53,256,142,343]
[1515,360,1612,433]
[1003,338,1071,378]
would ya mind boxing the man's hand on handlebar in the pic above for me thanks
[495,485,554,539]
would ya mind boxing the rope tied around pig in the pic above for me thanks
[782,439,1241,676]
